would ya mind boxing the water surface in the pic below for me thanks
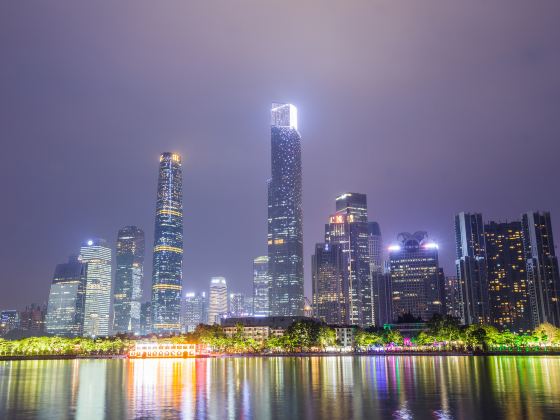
[1,355,559,419]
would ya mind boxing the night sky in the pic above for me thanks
[1,1,560,310]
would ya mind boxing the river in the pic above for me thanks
[1,355,559,419]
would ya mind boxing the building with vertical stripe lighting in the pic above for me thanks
[151,152,183,333]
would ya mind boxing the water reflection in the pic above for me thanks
[1,356,559,419]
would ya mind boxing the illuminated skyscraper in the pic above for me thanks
[253,256,270,316]
[46,255,87,336]
[81,238,112,337]
[368,221,389,326]
[268,103,304,316]
[139,302,152,336]
[485,221,530,332]
[325,193,371,326]
[229,292,252,317]
[455,212,489,324]
[444,276,463,320]
[522,211,560,327]
[312,242,346,324]
[389,232,445,321]
[208,277,228,324]
[183,292,207,332]
[113,226,145,335]
[151,152,183,333]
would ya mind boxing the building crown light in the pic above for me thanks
[271,103,298,130]
[388,245,401,252]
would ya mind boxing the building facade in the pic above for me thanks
[268,103,304,316]
[151,152,184,333]
[389,232,444,321]
[522,212,560,327]
[455,212,489,325]
[485,221,531,332]
[444,276,463,320]
[312,242,346,325]
[253,256,270,316]
[368,221,388,327]
[140,302,152,336]
[113,226,145,335]
[46,255,87,337]
[0,311,20,336]
[208,277,228,325]
[81,239,112,337]
[183,292,207,332]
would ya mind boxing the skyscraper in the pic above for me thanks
[113,226,145,335]
[139,302,152,336]
[151,152,184,334]
[522,211,560,327]
[268,103,304,316]
[253,256,270,316]
[312,242,346,324]
[81,238,112,337]
[368,221,387,326]
[0,311,20,337]
[229,293,252,317]
[444,276,463,320]
[183,292,207,332]
[485,221,530,332]
[208,277,228,325]
[324,193,371,326]
[455,212,489,325]
[389,232,444,321]
[46,255,87,336]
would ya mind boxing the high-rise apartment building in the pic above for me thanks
[311,242,346,325]
[324,193,371,326]
[455,212,489,325]
[485,221,531,332]
[81,238,112,337]
[46,255,87,337]
[113,226,145,335]
[389,232,445,321]
[253,256,270,316]
[151,152,184,333]
[522,212,560,327]
[268,103,304,316]
[208,277,228,325]
[183,292,207,332]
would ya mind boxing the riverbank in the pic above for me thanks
[3,350,560,361]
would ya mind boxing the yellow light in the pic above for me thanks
[153,284,182,291]
[154,245,183,254]
[157,209,182,217]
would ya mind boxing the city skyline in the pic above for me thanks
[2,2,560,311]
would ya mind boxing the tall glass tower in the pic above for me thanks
[253,256,270,316]
[151,152,183,333]
[268,103,304,316]
[81,238,112,337]
[46,255,87,337]
[113,226,145,335]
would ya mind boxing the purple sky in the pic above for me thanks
[1,1,560,310]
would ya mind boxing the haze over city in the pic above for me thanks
[1,1,559,311]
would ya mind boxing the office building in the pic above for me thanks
[455,212,489,324]
[312,242,346,324]
[46,255,87,336]
[81,239,112,337]
[324,193,371,326]
[522,212,560,327]
[151,152,184,333]
[268,103,304,316]
[113,226,145,335]
[253,256,270,316]
[140,302,152,336]
[0,310,20,336]
[389,232,445,321]
[183,292,207,332]
[208,277,228,324]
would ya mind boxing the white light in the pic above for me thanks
[423,243,439,250]
[388,245,401,252]
[87,240,93,246]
